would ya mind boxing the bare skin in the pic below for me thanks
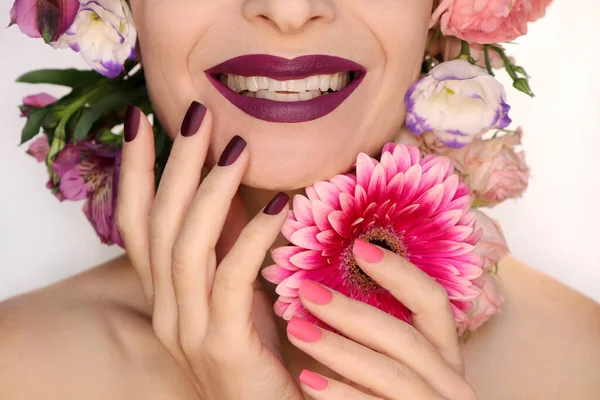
[0,254,599,399]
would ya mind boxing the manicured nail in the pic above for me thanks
[287,316,322,343]
[180,101,207,137]
[353,239,385,263]
[263,192,290,215]
[298,280,333,305]
[218,135,247,166]
[124,104,140,142]
[299,370,328,391]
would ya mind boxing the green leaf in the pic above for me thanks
[73,86,146,140]
[16,69,102,88]
[20,108,50,144]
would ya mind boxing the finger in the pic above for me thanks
[210,192,290,334]
[298,370,382,400]
[353,239,464,372]
[286,317,443,400]
[149,101,210,354]
[298,280,475,400]
[116,105,155,304]
[172,135,249,345]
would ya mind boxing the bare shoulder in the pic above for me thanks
[464,256,600,400]
[0,257,198,400]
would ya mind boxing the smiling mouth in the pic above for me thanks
[217,71,359,102]
[205,54,367,123]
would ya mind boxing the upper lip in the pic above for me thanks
[205,54,366,81]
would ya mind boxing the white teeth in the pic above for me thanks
[223,72,353,101]
[319,75,331,92]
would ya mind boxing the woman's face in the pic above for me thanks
[129,0,433,190]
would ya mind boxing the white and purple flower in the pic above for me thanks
[53,0,137,78]
[405,59,511,149]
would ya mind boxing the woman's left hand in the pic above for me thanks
[286,239,478,400]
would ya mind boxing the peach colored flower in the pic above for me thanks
[473,210,509,271]
[431,0,551,45]
[444,130,529,206]
[465,273,505,332]
[529,0,553,21]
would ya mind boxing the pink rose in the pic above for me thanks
[431,0,552,45]
[445,130,529,206]
[529,0,553,21]
[466,273,505,332]
[473,210,509,271]
[9,0,79,42]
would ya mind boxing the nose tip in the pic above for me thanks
[243,0,334,35]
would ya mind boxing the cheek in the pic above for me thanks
[131,1,224,138]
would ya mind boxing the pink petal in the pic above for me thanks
[367,163,387,201]
[440,174,459,209]
[261,264,295,284]
[316,229,343,247]
[314,181,341,209]
[290,250,328,270]
[282,298,307,320]
[399,164,423,204]
[282,218,307,242]
[271,246,303,271]
[354,184,368,216]
[305,186,319,201]
[291,226,327,250]
[330,174,357,194]
[416,163,445,198]
[328,210,352,239]
[380,151,399,182]
[392,143,412,173]
[26,135,50,162]
[356,153,376,189]
[273,299,290,317]
[409,209,463,240]
[339,192,357,217]
[410,184,444,221]
[311,200,334,231]
[293,195,315,226]
[276,277,300,297]
[59,167,89,201]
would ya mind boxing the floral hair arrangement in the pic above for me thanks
[10,0,552,336]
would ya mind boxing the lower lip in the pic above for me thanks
[206,73,365,123]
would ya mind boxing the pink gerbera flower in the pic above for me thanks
[262,143,484,332]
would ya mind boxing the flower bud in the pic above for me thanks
[9,0,79,42]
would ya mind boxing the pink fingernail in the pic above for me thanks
[287,316,322,343]
[353,239,385,263]
[298,280,333,305]
[299,369,328,391]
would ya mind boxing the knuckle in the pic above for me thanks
[429,281,452,309]
[386,359,411,383]
[452,383,478,400]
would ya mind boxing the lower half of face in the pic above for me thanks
[131,0,432,190]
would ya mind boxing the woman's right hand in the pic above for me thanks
[115,102,304,400]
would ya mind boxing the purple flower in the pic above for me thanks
[405,59,511,149]
[9,0,80,42]
[26,135,50,162]
[51,140,124,247]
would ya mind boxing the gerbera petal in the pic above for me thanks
[367,163,387,201]
[316,229,343,247]
[356,153,377,189]
[314,181,341,209]
[380,151,399,182]
[410,184,444,221]
[276,277,300,297]
[339,192,357,217]
[291,226,327,250]
[273,299,291,317]
[408,209,463,240]
[311,200,334,231]
[305,186,319,201]
[416,163,445,198]
[330,174,357,194]
[400,164,422,203]
[392,143,412,173]
[293,195,315,226]
[290,250,328,270]
[282,218,307,242]
[271,246,303,271]
[262,264,295,284]
[328,210,352,239]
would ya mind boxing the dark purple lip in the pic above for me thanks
[205,54,367,123]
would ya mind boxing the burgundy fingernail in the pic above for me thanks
[218,135,247,166]
[124,104,141,142]
[181,101,207,137]
[264,192,289,215]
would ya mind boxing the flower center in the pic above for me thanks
[342,227,406,293]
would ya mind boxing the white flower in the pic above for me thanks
[404,59,511,149]
[53,0,136,78]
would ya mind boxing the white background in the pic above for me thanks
[1,1,599,303]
